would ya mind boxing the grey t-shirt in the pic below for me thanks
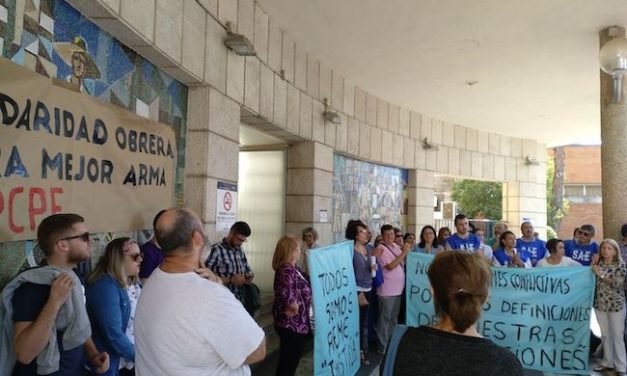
[392,326,523,376]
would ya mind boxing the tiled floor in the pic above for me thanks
[255,348,607,376]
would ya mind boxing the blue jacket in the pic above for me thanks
[86,275,134,375]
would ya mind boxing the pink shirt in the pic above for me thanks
[376,242,405,297]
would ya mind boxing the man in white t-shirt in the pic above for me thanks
[135,208,266,376]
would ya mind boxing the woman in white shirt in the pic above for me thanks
[537,238,581,267]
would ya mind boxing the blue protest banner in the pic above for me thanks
[406,252,594,375]
[308,241,360,376]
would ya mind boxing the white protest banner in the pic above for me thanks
[0,58,176,241]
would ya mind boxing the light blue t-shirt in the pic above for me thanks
[516,238,547,266]
[564,240,599,266]
[446,233,481,252]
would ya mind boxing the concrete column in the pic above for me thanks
[285,142,334,245]
[600,26,627,239]
[407,169,435,234]
[184,86,241,244]
[502,181,547,238]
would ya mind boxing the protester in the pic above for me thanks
[445,214,480,252]
[300,227,320,274]
[436,227,451,253]
[487,222,508,250]
[120,258,142,375]
[272,235,312,376]
[135,208,266,375]
[403,233,417,252]
[618,223,627,264]
[375,224,409,354]
[414,226,437,254]
[516,221,547,266]
[537,239,581,267]
[382,251,523,375]
[393,228,404,247]
[492,231,531,268]
[564,224,599,266]
[346,220,376,366]
[138,210,166,283]
[0,213,109,375]
[205,221,255,304]
[85,237,142,375]
[591,239,626,375]
[474,229,494,262]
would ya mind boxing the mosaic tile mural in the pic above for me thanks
[0,0,188,288]
[332,154,408,243]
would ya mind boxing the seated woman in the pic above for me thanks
[537,238,581,267]
[383,251,523,376]
[86,238,142,375]
[492,231,532,268]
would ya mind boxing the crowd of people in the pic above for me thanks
[2,208,627,376]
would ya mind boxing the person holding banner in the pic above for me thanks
[492,231,532,268]
[346,220,376,366]
[537,238,581,267]
[375,224,410,354]
[271,235,313,376]
[591,239,627,375]
[384,251,523,375]
[414,225,438,254]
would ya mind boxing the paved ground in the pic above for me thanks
[253,347,610,376]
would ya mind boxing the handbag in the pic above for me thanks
[242,282,261,317]
[372,261,384,288]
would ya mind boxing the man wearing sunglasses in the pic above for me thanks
[564,224,599,266]
[205,221,255,306]
[0,213,109,375]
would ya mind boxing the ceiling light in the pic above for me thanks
[599,34,627,103]
[524,156,539,166]
[421,138,438,151]
[223,22,256,56]
[323,98,341,125]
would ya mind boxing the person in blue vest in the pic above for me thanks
[445,214,481,253]
[564,224,599,266]
[493,231,532,268]
[516,221,547,266]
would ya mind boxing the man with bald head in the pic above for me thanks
[134,208,266,375]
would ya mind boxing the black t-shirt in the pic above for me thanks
[11,282,84,376]
[392,326,523,376]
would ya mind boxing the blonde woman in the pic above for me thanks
[86,238,143,375]
[591,239,626,375]
[272,235,312,376]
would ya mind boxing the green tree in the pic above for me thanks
[451,180,502,219]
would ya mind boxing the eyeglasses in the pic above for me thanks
[129,252,143,262]
[60,232,90,242]
[581,232,592,238]
[234,235,247,243]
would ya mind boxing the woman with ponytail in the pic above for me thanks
[382,251,523,376]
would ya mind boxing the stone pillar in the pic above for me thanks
[285,142,334,245]
[407,169,435,234]
[502,180,547,238]
[184,86,241,249]
[600,26,627,239]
